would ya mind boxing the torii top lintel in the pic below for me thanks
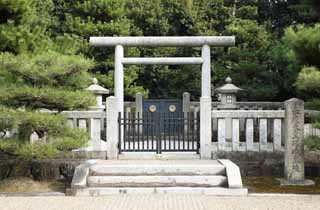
[89,36,235,47]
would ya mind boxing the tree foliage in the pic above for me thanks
[0,0,320,101]
[0,0,94,147]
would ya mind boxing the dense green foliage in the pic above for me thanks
[0,106,89,159]
[305,136,320,151]
[0,0,318,157]
[0,0,93,154]
[1,0,319,100]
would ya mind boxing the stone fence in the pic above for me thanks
[61,111,106,151]
[1,94,320,154]
[210,110,284,152]
[62,98,319,154]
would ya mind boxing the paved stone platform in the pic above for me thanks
[0,194,319,210]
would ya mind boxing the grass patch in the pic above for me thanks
[243,176,320,194]
[0,177,66,193]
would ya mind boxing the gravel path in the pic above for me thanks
[0,194,319,210]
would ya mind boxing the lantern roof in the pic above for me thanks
[216,77,241,94]
[86,78,109,95]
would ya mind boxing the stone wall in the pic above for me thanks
[1,150,319,182]
[212,151,320,177]
[0,151,85,182]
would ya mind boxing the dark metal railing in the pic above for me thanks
[118,112,200,154]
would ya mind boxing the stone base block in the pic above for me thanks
[118,152,200,160]
[71,150,107,159]
[277,178,315,186]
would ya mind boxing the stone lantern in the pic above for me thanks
[86,78,109,110]
[216,77,241,110]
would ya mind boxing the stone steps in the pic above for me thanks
[88,175,227,187]
[90,161,225,176]
[70,159,248,196]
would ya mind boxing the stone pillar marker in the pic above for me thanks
[106,96,119,159]
[200,96,212,159]
[281,98,314,186]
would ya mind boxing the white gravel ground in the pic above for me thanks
[0,194,319,210]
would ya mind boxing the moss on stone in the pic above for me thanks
[243,176,320,194]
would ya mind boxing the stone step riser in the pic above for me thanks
[87,175,227,188]
[90,165,226,176]
[73,187,248,196]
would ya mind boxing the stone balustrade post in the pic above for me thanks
[90,118,101,151]
[182,92,190,113]
[135,92,143,134]
[183,92,190,134]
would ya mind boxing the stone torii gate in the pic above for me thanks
[90,36,235,159]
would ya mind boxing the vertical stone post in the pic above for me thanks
[135,92,143,115]
[78,119,87,131]
[114,45,124,114]
[90,118,101,151]
[273,119,282,151]
[200,44,212,159]
[200,96,212,159]
[183,92,190,134]
[232,119,240,151]
[282,98,313,185]
[246,119,254,151]
[201,45,211,98]
[284,98,304,181]
[106,96,119,159]
[225,117,232,143]
[135,92,143,134]
[259,118,268,151]
[67,119,74,128]
[217,118,226,151]
[182,92,190,113]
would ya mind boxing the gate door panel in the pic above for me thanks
[143,99,182,134]
[118,111,200,154]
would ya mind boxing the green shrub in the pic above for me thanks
[14,143,58,160]
[0,127,89,159]
[16,111,67,140]
[0,139,21,154]
[0,139,58,160]
[305,136,320,151]
[0,106,17,134]
[53,128,89,151]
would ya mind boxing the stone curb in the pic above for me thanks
[0,192,65,197]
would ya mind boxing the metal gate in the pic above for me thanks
[118,112,200,153]
[143,99,182,134]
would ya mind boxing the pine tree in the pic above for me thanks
[285,24,320,127]
[51,0,147,98]
[0,0,96,158]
